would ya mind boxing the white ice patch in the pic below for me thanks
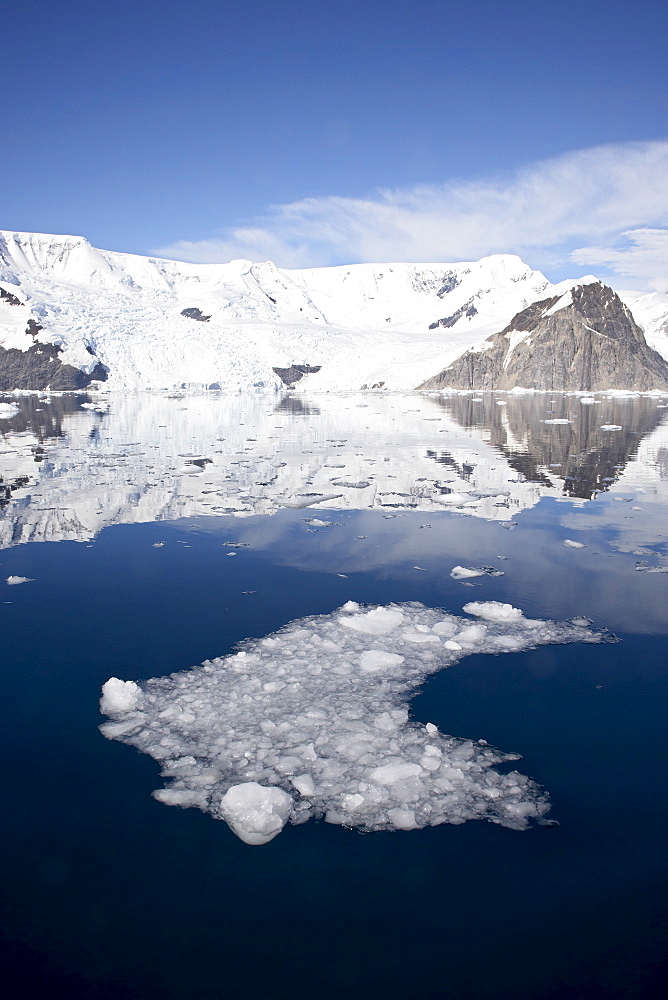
[564,539,585,549]
[450,565,485,579]
[0,403,20,419]
[219,783,293,845]
[100,602,603,844]
[600,424,623,431]
[5,575,33,585]
[100,677,143,714]
[462,601,525,623]
[542,418,572,425]
[450,565,504,580]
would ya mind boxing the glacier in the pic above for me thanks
[1,229,603,391]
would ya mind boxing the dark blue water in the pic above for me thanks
[2,499,667,999]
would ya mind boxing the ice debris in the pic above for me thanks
[5,575,33,585]
[563,539,585,549]
[0,403,20,419]
[450,566,505,580]
[100,601,603,845]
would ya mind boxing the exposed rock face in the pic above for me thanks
[418,283,668,392]
[0,343,108,390]
[0,287,22,307]
[181,307,211,322]
[428,299,478,330]
[272,364,321,387]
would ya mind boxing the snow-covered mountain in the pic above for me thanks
[419,282,668,392]
[1,229,602,392]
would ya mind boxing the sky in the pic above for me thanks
[3,0,668,289]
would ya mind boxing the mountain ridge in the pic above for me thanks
[418,282,668,392]
[1,229,664,391]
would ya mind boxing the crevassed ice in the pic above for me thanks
[100,600,602,845]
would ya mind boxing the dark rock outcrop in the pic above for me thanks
[181,307,211,322]
[418,283,668,392]
[272,364,321,387]
[0,343,108,390]
[428,300,478,330]
[0,286,22,307]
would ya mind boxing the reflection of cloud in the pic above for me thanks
[157,141,668,287]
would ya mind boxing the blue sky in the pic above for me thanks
[4,0,668,286]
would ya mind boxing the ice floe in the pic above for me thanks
[450,566,505,579]
[100,600,603,845]
[5,575,33,585]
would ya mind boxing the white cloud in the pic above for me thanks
[157,140,668,287]
[570,228,668,292]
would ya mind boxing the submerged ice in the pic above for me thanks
[100,601,602,845]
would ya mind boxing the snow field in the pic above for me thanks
[100,600,602,845]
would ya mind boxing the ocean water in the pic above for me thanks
[1,390,667,999]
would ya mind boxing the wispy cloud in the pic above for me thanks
[571,228,668,293]
[157,141,668,287]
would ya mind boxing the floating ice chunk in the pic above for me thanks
[219,783,293,845]
[600,424,622,431]
[291,774,315,796]
[451,565,504,580]
[580,397,596,404]
[564,539,585,549]
[340,607,404,635]
[542,418,572,424]
[451,566,485,579]
[100,677,143,714]
[100,601,604,844]
[359,649,405,672]
[387,808,418,830]
[371,762,424,785]
[0,403,20,419]
[278,493,343,509]
[5,575,33,585]
[462,601,524,623]
[433,492,470,506]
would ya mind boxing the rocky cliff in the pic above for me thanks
[418,282,668,392]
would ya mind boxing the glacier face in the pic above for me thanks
[0,229,591,391]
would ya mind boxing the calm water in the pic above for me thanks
[1,390,667,999]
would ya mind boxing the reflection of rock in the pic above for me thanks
[2,391,668,548]
[435,393,667,499]
[272,364,322,387]
[419,284,668,392]
[0,343,108,390]
[274,395,321,416]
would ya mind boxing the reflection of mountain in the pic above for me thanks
[434,393,668,499]
[1,391,667,547]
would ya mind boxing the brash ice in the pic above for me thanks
[100,601,603,845]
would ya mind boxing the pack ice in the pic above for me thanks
[100,601,602,845]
